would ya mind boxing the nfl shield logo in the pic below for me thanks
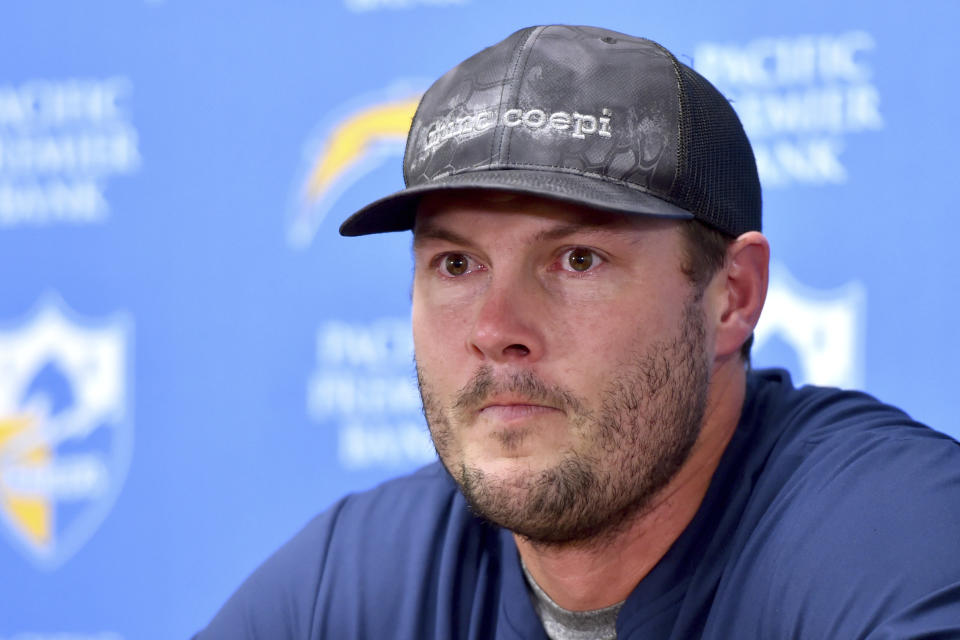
[0,294,133,569]
[755,262,867,389]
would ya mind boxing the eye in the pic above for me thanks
[445,254,468,275]
[438,252,479,277]
[562,247,602,272]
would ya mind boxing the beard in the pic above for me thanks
[417,297,711,546]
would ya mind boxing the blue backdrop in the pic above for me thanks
[1,2,957,638]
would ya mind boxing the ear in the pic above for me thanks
[711,231,770,359]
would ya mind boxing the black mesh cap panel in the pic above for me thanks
[672,61,762,235]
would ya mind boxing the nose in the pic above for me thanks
[468,274,545,363]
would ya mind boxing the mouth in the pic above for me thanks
[478,399,561,422]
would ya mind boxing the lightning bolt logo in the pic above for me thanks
[287,90,421,248]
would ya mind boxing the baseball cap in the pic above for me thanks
[338,25,761,237]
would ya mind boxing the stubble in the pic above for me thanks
[417,298,710,546]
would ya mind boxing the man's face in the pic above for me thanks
[412,192,713,545]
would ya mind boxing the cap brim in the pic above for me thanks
[338,168,694,236]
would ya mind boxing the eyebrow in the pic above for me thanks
[532,223,604,242]
[412,223,474,248]
[414,220,628,248]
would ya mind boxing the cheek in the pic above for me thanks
[561,292,677,362]
[412,291,469,377]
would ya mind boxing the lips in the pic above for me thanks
[450,368,578,422]
[478,401,560,422]
[480,394,555,410]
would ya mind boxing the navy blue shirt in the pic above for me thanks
[196,370,960,638]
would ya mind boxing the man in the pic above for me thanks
[196,25,960,639]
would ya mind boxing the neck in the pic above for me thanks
[515,359,746,611]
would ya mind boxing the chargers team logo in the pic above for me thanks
[755,262,866,389]
[0,295,133,569]
[287,84,423,248]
